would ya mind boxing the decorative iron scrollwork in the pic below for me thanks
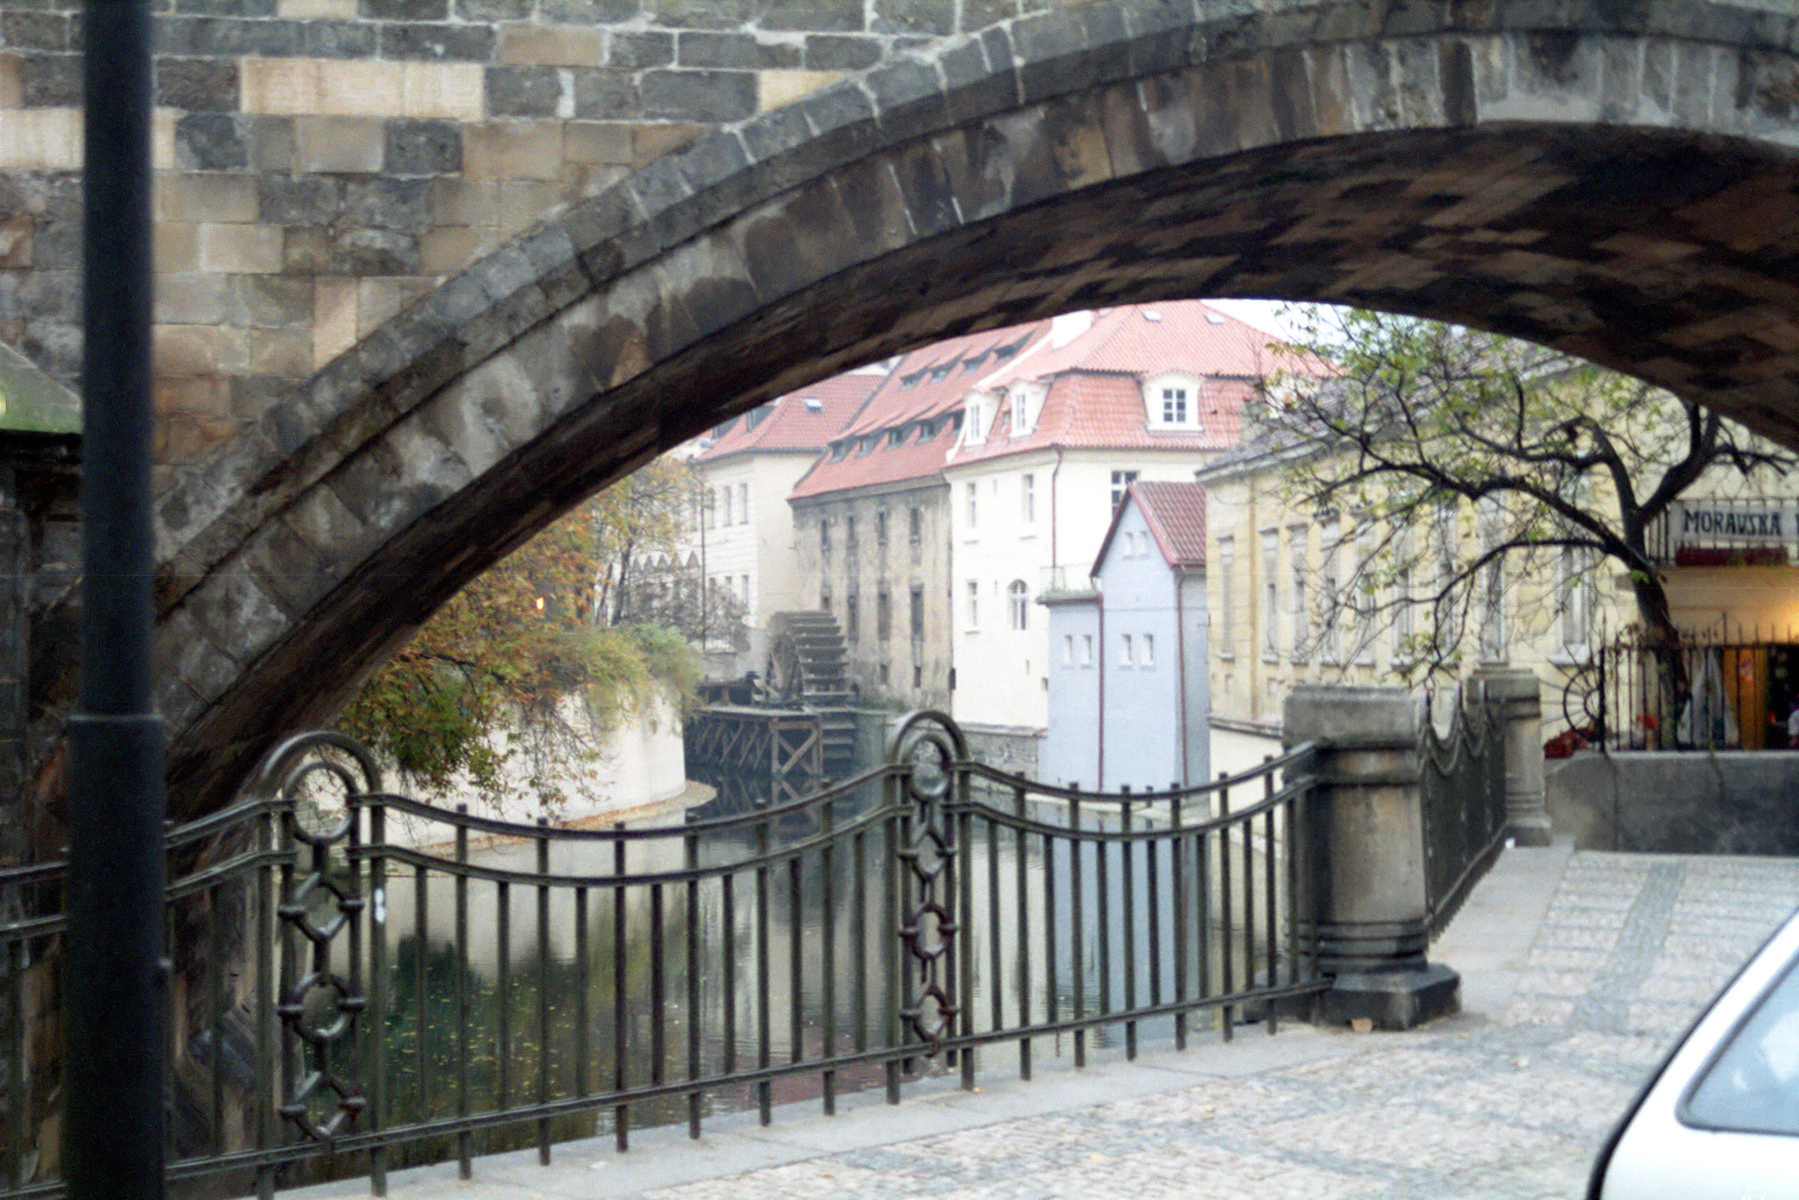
[888,712,966,1057]
[258,732,381,1142]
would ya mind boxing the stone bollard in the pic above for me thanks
[1285,685,1460,1030]
[1470,667,1552,846]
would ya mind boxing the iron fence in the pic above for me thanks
[1581,624,1799,752]
[1418,690,1509,936]
[0,712,1328,1199]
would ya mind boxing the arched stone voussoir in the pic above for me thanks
[149,1,1799,817]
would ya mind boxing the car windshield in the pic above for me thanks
[1685,956,1799,1136]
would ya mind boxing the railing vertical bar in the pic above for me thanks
[1069,790,1084,1068]
[1121,796,1136,1060]
[1041,798,1057,1053]
[1172,793,1187,1051]
[1096,798,1112,1033]
[1013,785,1031,1080]
[536,823,552,1164]
[206,884,223,1156]
[820,802,837,1116]
[575,885,589,1107]
[787,851,801,1074]
[650,879,667,1100]
[495,879,510,1113]
[883,774,901,1105]
[684,830,701,1139]
[1264,800,1278,1037]
[455,807,470,1178]
[956,792,974,1092]
[255,805,276,1200]
[853,825,867,1060]
[612,827,629,1151]
[721,872,736,1086]
[1285,789,1301,993]
[1219,781,1232,1042]
[368,800,388,1197]
[345,799,365,1188]
[277,811,298,1164]
[755,808,771,1125]
[412,857,428,1127]
[1242,779,1256,1035]
[1146,791,1163,1026]
[987,800,1002,1044]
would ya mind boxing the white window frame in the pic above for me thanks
[966,579,979,628]
[1121,633,1134,666]
[966,481,978,529]
[1320,520,1342,665]
[1161,387,1188,424]
[1022,473,1035,523]
[1289,525,1309,664]
[1141,633,1155,668]
[1261,529,1280,661]
[1008,580,1029,631]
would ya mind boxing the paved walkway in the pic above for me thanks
[292,843,1799,1200]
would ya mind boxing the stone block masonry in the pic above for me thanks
[0,0,1073,466]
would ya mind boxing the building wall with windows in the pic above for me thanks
[681,374,882,676]
[1196,436,1799,774]
[790,482,953,708]
[946,450,1222,731]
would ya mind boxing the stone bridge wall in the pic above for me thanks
[0,0,1073,469]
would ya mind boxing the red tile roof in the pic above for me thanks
[788,302,1334,501]
[790,322,1053,499]
[694,372,883,461]
[1091,481,1208,574]
[1136,482,1208,569]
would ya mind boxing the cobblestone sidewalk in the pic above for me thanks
[633,853,1799,1200]
[294,850,1799,1200]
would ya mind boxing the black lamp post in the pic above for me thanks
[64,1,166,1196]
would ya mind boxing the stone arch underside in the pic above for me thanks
[149,3,1799,815]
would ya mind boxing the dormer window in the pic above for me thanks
[930,364,953,382]
[1144,372,1201,428]
[1011,390,1029,434]
[966,400,987,443]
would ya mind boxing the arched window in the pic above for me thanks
[1008,580,1029,631]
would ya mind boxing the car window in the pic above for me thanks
[1684,957,1799,1136]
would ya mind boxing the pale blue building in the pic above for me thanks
[1042,482,1210,791]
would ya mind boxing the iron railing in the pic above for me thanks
[1582,624,1799,751]
[1418,690,1509,936]
[0,712,1328,1199]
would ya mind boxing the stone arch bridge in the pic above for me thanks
[4,0,1799,817]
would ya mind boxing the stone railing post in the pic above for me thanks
[1285,685,1459,1030]
[1470,667,1551,846]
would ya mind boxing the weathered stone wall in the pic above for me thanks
[0,0,1079,472]
[1547,750,1799,855]
[792,480,953,711]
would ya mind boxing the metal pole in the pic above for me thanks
[65,0,166,1197]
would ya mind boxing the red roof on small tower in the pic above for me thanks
[1092,481,1208,575]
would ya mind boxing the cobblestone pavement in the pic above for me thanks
[610,854,1796,1200]
[294,850,1799,1200]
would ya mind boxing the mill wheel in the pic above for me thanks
[765,611,857,778]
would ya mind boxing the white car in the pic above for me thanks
[1589,908,1799,1199]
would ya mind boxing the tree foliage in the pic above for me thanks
[337,456,714,813]
[1263,308,1797,687]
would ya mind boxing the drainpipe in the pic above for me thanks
[66,1,166,1196]
[1095,594,1105,791]
[1175,571,1188,786]
[1049,448,1064,572]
